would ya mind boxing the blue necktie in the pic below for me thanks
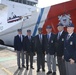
[67,34,70,40]
[28,36,31,41]
[57,33,60,40]
[47,34,50,41]
[39,34,42,43]
[19,35,22,42]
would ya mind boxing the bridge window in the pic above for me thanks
[9,0,36,6]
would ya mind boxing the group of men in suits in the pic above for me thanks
[14,22,76,75]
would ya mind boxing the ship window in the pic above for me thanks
[10,0,14,1]
[14,0,18,2]
[23,0,27,4]
[9,0,15,1]
[31,2,36,6]
[9,0,36,6]
[18,0,22,3]
[26,1,35,6]
[28,2,32,5]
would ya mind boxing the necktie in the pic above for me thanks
[19,35,22,42]
[28,36,31,41]
[47,34,50,42]
[67,34,70,40]
[39,34,42,43]
[57,33,60,40]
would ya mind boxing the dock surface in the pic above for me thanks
[0,46,60,75]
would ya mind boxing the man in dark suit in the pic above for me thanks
[34,27,45,72]
[44,25,56,75]
[64,23,76,75]
[14,29,25,69]
[55,23,66,75]
[23,30,34,70]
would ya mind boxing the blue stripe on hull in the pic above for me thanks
[32,8,44,36]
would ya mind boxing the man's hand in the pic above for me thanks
[69,58,75,64]
[44,51,46,54]
[34,52,36,55]
[14,50,17,52]
[24,51,26,54]
[54,53,57,58]
[62,55,64,59]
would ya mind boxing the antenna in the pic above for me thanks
[21,17,25,30]
[21,14,31,30]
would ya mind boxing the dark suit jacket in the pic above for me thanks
[34,34,45,54]
[14,35,24,51]
[44,33,56,55]
[64,33,76,62]
[55,31,67,57]
[23,36,34,53]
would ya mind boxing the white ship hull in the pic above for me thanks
[0,0,50,45]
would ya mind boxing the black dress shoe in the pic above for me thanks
[52,72,56,75]
[31,67,34,69]
[42,69,45,72]
[18,67,21,69]
[26,67,28,70]
[22,65,26,68]
[46,71,52,75]
[37,69,40,72]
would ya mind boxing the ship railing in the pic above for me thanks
[7,16,22,23]
[7,14,31,23]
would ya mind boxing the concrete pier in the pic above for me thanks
[0,45,60,75]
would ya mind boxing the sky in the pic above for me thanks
[37,0,71,8]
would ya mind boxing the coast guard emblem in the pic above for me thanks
[58,14,72,27]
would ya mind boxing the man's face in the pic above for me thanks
[57,26,64,32]
[38,30,42,34]
[18,31,22,34]
[67,27,74,34]
[27,32,31,36]
[46,28,52,33]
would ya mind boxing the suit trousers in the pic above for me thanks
[37,54,45,70]
[17,50,25,67]
[65,61,76,75]
[57,56,66,75]
[47,54,56,72]
[26,52,33,67]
